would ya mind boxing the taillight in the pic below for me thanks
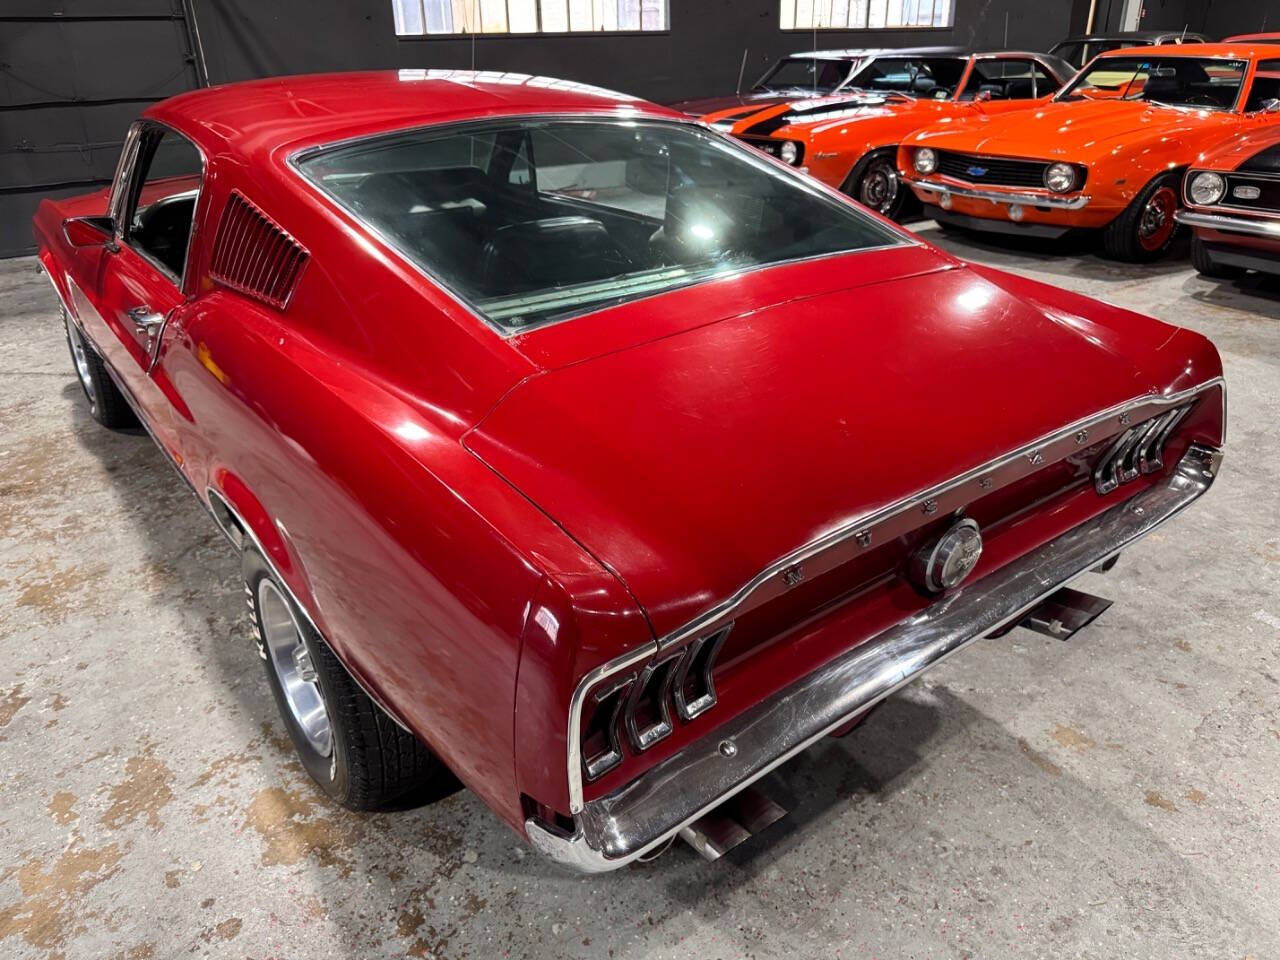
[579,626,731,782]
[1093,405,1190,495]
[580,676,632,781]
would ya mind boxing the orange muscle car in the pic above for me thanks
[701,50,1074,219]
[899,44,1280,260]
[1176,125,1280,278]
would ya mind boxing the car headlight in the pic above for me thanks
[1188,171,1226,206]
[779,141,800,165]
[913,148,938,174]
[1044,162,1078,194]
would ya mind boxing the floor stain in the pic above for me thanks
[15,558,109,623]
[1186,789,1208,806]
[101,744,175,830]
[1145,790,1178,812]
[47,791,78,825]
[243,786,361,877]
[0,683,31,727]
[1051,724,1096,753]
[0,840,122,952]
[1018,738,1063,777]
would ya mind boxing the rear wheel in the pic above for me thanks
[1190,235,1246,279]
[62,307,136,428]
[243,548,454,810]
[843,150,908,221]
[1102,173,1181,262]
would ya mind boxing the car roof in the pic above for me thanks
[1056,30,1209,43]
[147,69,678,163]
[792,45,965,59]
[1102,42,1280,58]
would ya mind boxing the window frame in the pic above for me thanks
[287,113,911,337]
[780,0,955,32]
[109,120,208,292]
[392,0,670,38]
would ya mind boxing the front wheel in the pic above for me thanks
[843,150,908,221]
[244,548,454,810]
[62,307,136,428]
[1101,173,1181,262]
[1190,235,1246,280]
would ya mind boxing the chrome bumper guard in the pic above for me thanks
[1175,210,1280,240]
[527,444,1222,873]
[910,178,1091,210]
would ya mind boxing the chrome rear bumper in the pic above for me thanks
[527,444,1222,872]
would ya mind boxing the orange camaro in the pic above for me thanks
[899,44,1280,260]
[701,50,1074,219]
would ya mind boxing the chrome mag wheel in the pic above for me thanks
[257,579,332,757]
[858,157,900,215]
[64,312,97,405]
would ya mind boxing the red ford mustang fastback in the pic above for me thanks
[33,69,1225,872]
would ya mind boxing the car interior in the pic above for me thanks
[849,57,968,98]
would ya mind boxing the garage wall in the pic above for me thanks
[197,0,1079,106]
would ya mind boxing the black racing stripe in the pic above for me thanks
[1240,142,1280,174]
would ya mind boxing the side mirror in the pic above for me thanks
[1259,98,1280,115]
[974,90,994,103]
[62,216,116,250]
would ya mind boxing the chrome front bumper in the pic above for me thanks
[1176,210,1280,240]
[527,444,1222,873]
[909,177,1091,210]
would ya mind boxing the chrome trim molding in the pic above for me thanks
[562,378,1224,815]
[910,178,1092,209]
[1175,210,1280,240]
[532,442,1223,872]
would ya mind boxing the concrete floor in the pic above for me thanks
[1,225,1278,960]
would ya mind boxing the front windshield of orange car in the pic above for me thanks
[1058,56,1247,111]
[847,57,967,99]
[295,119,903,333]
[755,57,850,94]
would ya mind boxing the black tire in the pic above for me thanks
[243,549,454,811]
[1190,235,1246,279]
[842,149,909,221]
[1101,172,1182,262]
[62,308,136,429]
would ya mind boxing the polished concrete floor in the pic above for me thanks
[2,226,1278,960]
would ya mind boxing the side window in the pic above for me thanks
[1246,59,1280,112]
[122,128,204,283]
[961,59,1045,100]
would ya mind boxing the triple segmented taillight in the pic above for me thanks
[581,627,730,781]
[1093,405,1191,495]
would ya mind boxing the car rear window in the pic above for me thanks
[294,118,903,333]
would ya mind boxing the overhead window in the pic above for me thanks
[392,0,666,35]
[781,0,954,30]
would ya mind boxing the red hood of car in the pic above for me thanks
[668,93,791,117]
[466,257,1210,639]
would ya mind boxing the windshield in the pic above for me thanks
[1049,39,1138,69]
[755,57,852,94]
[295,119,902,332]
[847,57,967,99]
[1057,56,1248,110]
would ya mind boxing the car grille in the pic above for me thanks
[936,151,1052,188]
[1222,173,1280,213]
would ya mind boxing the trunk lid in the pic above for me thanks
[467,262,1169,639]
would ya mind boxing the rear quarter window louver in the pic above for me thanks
[209,191,309,310]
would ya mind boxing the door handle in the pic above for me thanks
[127,305,165,333]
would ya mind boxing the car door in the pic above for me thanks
[96,122,206,460]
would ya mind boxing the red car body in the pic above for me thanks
[1177,125,1280,275]
[33,70,1226,872]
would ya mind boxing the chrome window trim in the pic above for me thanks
[563,376,1225,813]
[284,113,915,337]
[113,119,211,297]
